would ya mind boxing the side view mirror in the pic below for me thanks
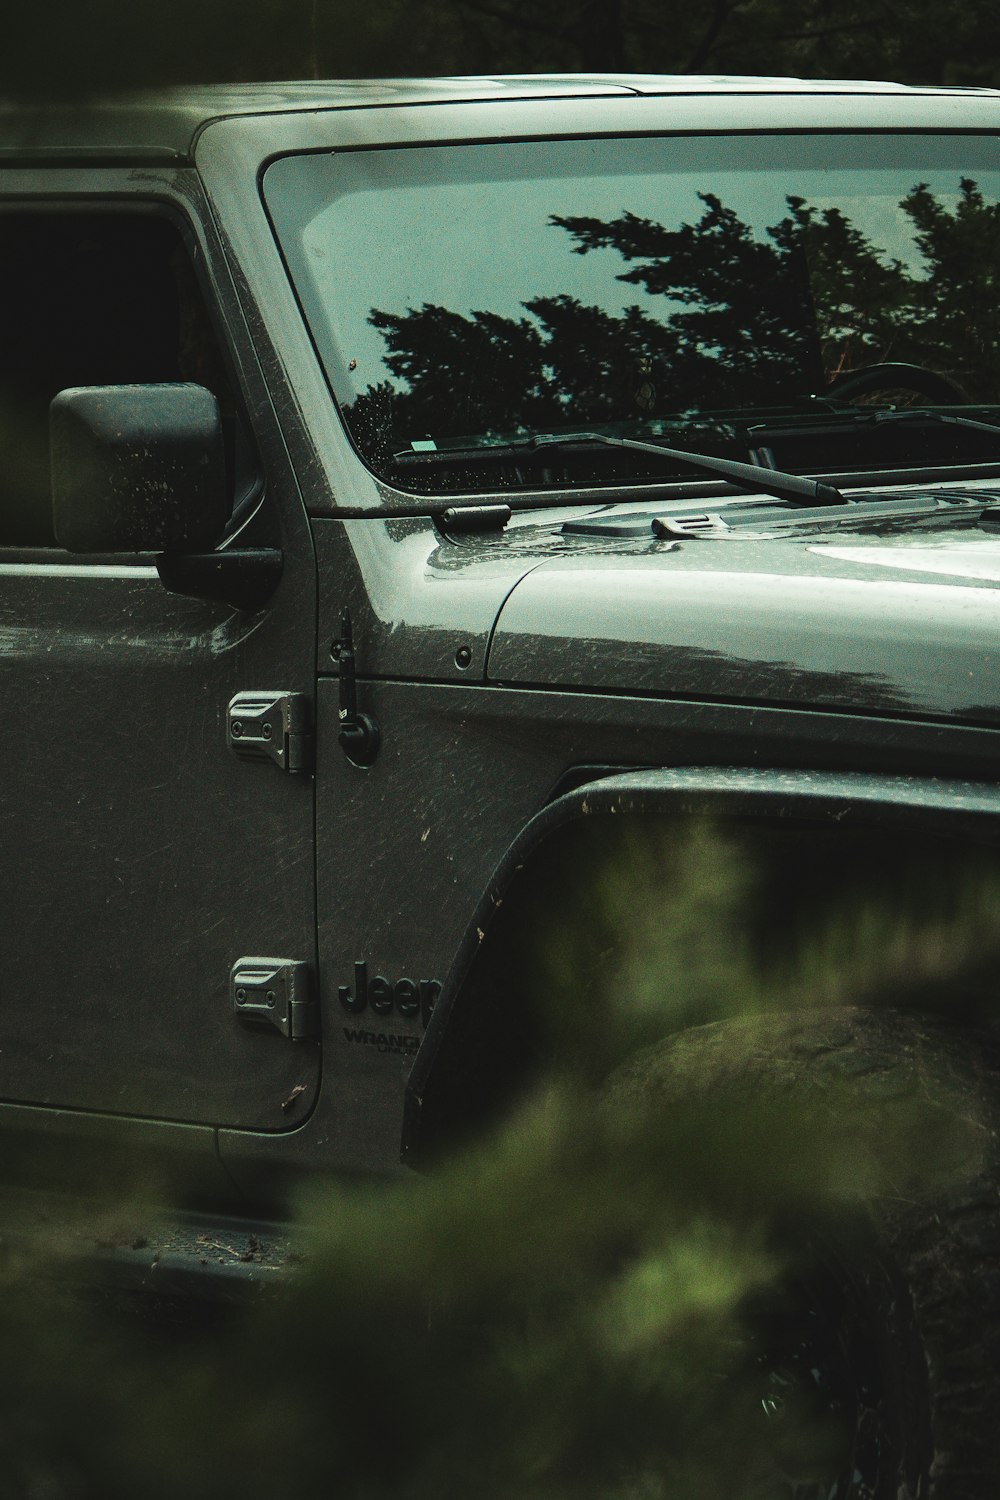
[50,383,227,553]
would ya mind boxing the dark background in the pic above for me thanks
[5,0,1000,96]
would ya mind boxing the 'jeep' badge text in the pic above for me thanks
[339,961,440,1025]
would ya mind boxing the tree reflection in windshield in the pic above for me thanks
[349,191,822,455]
[263,136,1000,490]
[344,179,1000,476]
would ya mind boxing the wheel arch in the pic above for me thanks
[403,766,1000,1167]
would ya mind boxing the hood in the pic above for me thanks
[485,525,1000,724]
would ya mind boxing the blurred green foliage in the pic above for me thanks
[0,820,996,1498]
[532,815,1000,1078]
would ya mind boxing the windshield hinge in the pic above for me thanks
[227,691,313,774]
[332,611,381,769]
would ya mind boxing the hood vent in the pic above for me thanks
[653,512,732,539]
[563,490,986,542]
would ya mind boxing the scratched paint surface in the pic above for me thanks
[0,564,319,1130]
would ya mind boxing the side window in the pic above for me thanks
[0,210,241,548]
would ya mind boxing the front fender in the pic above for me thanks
[404,765,1000,1166]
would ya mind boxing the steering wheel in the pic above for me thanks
[826,361,967,405]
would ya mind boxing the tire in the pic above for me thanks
[603,1007,1000,1500]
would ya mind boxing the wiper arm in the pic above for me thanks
[751,408,1000,448]
[529,431,843,507]
[392,430,843,507]
[867,409,1000,440]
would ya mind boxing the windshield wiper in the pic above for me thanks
[393,430,844,508]
[530,432,843,506]
[865,409,1000,440]
[750,408,1000,448]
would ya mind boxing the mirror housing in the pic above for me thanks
[50,383,227,553]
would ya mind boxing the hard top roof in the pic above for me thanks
[1,74,998,163]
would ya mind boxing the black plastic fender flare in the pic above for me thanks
[402,765,1000,1164]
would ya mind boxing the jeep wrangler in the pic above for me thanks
[5,73,1000,1494]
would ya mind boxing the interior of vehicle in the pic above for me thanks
[0,210,235,546]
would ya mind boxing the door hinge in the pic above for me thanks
[227,691,313,774]
[231,958,317,1040]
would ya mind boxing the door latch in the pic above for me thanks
[227,691,313,773]
[231,958,316,1040]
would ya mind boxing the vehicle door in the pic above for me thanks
[0,179,320,1131]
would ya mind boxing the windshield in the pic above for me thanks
[263,133,1000,496]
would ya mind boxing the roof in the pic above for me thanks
[2,74,999,163]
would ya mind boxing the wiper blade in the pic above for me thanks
[393,430,844,507]
[529,432,843,507]
[750,408,1000,448]
[867,409,1000,440]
